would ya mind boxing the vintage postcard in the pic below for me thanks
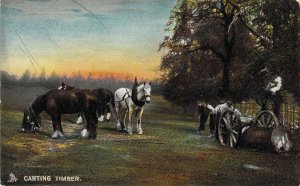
[1,0,299,185]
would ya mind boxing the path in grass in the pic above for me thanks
[1,96,299,185]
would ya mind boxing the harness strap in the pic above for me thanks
[115,88,147,108]
[115,89,131,107]
[124,89,130,110]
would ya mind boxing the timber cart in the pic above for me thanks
[216,109,281,148]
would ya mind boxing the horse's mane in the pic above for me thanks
[132,82,145,107]
[30,92,49,111]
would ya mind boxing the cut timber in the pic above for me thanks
[239,126,293,153]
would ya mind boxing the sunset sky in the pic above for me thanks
[1,0,176,80]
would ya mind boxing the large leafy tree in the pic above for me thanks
[160,0,299,114]
[235,0,299,117]
[160,0,254,106]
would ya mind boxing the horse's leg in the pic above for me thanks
[57,115,64,136]
[97,107,105,122]
[76,112,83,124]
[51,114,63,138]
[115,102,122,130]
[136,107,144,135]
[120,109,127,131]
[86,112,97,139]
[97,95,106,122]
[92,111,98,126]
[105,104,111,122]
[127,107,133,135]
[81,112,90,138]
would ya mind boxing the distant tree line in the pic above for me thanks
[1,70,162,94]
[160,0,299,118]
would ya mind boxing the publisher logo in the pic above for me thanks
[7,172,18,183]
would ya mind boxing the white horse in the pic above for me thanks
[114,78,151,134]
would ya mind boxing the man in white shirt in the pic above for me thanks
[198,100,241,137]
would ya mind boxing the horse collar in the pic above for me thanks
[133,93,146,107]
[135,99,145,107]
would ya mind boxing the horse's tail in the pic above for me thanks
[94,89,104,110]
[108,90,119,122]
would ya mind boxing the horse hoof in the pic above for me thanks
[127,130,133,135]
[106,113,111,121]
[52,130,62,138]
[81,129,90,138]
[98,115,104,122]
[52,134,58,139]
[138,130,143,135]
[35,128,41,133]
[76,116,83,124]
[58,132,64,138]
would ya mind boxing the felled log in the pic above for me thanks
[238,126,293,153]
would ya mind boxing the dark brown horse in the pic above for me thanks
[21,88,104,139]
[58,83,115,123]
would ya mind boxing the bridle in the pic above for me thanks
[26,105,41,131]
[141,88,151,102]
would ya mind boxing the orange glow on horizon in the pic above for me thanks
[80,70,136,81]
[3,45,162,81]
[3,68,159,82]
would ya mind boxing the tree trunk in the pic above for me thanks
[221,11,234,98]
[272,94,283,123]
[222,59,230,98]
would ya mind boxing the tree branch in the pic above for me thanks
[238,15,270,48]
[188,44,225,62]
[227,0,240,11]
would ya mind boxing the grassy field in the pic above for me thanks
[1,96,299,185]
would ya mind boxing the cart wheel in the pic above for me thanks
[254,110,279,128]
[217,110,241,148]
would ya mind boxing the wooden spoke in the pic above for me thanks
[217,110,241,148]
[255,110,279,128]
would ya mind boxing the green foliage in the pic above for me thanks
[160,0,299,109]
[236,0,300,106]
[160,0,254,106]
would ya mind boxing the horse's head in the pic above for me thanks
[133,78,152,105]
[141,81,151,103]
[21,107,41,132]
